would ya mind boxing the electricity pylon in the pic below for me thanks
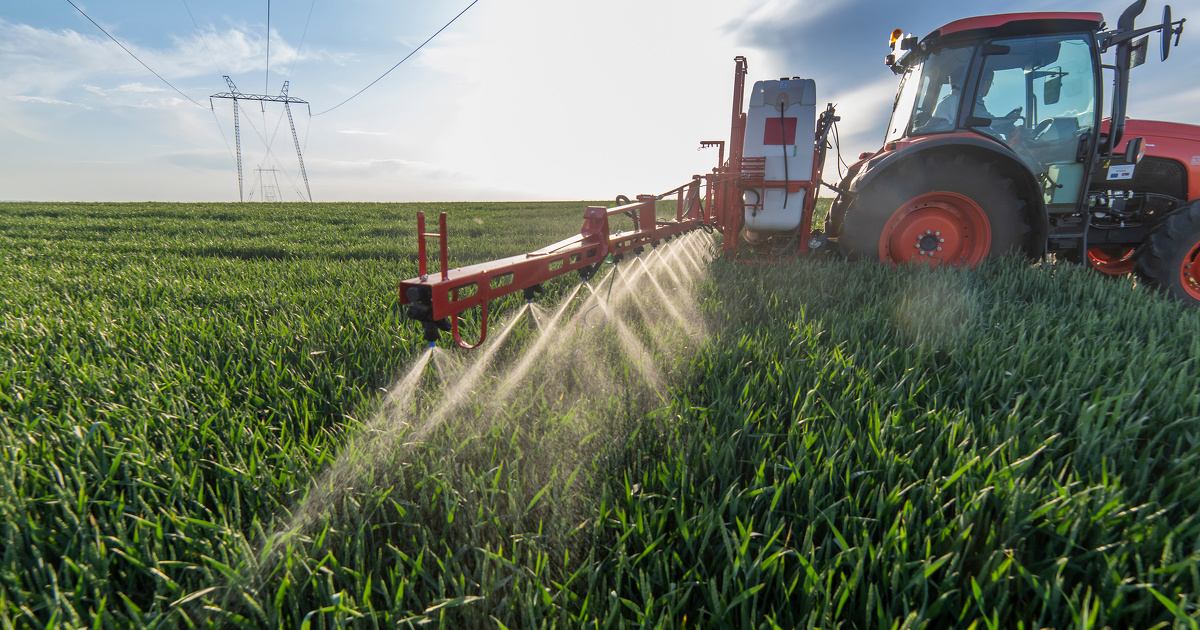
[211,77,312,202]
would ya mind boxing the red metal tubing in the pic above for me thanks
[438,212,449,282]
[399,207,704,323]
[451,302,489,349]
[729,56,747,164]
[417,211,427,278]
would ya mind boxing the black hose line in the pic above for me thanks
[780,104,790,209]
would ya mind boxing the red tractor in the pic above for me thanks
[398,1,1194,348]
[827,1,1196,300]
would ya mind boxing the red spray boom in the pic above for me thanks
[399,56,839,348]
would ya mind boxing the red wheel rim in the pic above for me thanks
[1179,240,1200,300]
[1086,247,1136,275]
[878,191,991,267]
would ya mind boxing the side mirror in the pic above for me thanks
[1161,5,1188,61]
[1125,136,1147,164]
[1163,5,1173,60]
[1045,75,1063,105]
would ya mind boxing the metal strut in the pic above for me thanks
[232,96,243,202]
[282,81,312,202]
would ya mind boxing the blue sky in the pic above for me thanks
[1,0,1196,202]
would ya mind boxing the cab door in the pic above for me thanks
[968,34,1099,213]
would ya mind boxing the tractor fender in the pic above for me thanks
[847,135,1047,256]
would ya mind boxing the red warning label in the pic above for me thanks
[763,117,797,146]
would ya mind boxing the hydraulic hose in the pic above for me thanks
[779,104,790,208]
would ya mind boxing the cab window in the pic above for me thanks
[971,35,1097,207]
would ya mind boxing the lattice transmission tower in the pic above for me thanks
[210,77,312,202]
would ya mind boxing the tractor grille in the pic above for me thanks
[1112,157,1188,200]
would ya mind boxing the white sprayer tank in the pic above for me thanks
[743,78,816,232]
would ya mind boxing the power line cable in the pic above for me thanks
[237,101,298,170]
[179,0,277,193]
[64,0,207,109]
[265,0,271,94]
[179,0,237,163]
[313,0,480,116]
[210,107,238,164]
[286,0,318,83]
[179,0,224,76]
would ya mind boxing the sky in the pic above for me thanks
[1,0,1196,203]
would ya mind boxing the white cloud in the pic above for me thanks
[0,18,328,103]
[118,82,164,93]
[2,0,1194,203]
[9,95,85,107]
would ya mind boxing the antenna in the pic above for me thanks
[210,77,313,202]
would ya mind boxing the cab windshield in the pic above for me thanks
[885,33,1098,209]
[885,46,974,142]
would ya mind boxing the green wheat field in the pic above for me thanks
[2,200,1199,628]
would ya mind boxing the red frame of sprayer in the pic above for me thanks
[398,56,831,349]
[401,184,706,349]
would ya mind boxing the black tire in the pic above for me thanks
[1134,200,1200,304]
[827,194,850,239]
[838,153,1035,265]
[825,166,860,238]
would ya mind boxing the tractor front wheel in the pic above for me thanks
[839,154,1033,267]
[1085,247,1137,275]
[1135,200,1200,303]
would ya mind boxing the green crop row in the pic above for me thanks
[0,201,609,628]
[594,256,1200,628]
[3,200,1199,628]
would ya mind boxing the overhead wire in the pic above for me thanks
[179,0,223,76]
[238,107,286,201]
[265,0,271,94]
[282,0,318,195]
[286,0,319,83]
[64,0,207,109]
[313,0,481,116]
[236,101,306,200]
[209,108,238,165]
[180,0,238,165]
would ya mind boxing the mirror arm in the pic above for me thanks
[1099,21,1181,52]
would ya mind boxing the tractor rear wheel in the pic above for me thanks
[839,154,1033,267]
[1135,200,1200,303]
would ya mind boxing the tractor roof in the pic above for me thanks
[928,12,1105,41]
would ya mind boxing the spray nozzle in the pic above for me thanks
[523,283,545,302]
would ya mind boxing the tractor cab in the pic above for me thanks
[831,1,1188,280]
[884,13,1104,214]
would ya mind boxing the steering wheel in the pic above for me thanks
[1011,117,1052,145]
[1028,118,1053,140]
